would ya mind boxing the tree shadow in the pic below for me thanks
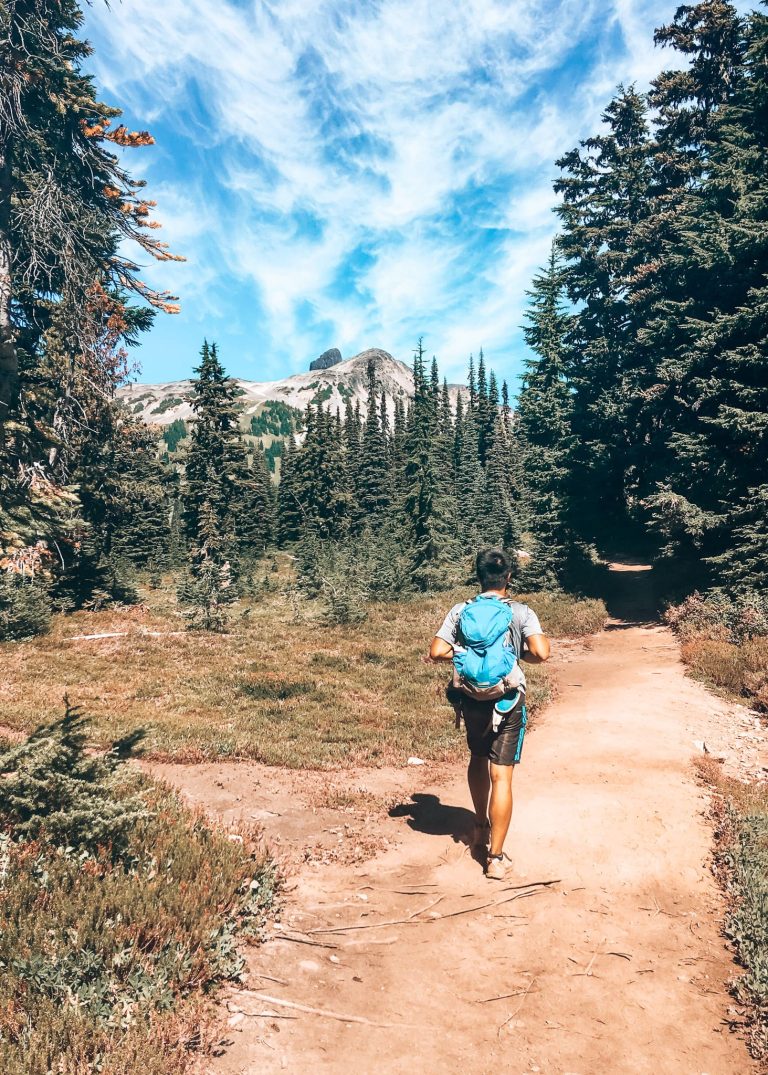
[389,793,475,843]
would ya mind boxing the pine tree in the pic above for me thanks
[183,341,241,559]
[0,0,179,582]
[480,413,522,555]
[179,500,236,631]
[645,4,767,584]
[467,354,477,414]
[231,443,275,557]
[277,433,304,545]
[356,357,391,523]
[555,85,654,539]
[403,341,459,588]
[517,247,577,585]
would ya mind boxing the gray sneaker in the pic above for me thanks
[486,852,506,880]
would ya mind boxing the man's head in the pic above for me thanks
[476,548,512,592]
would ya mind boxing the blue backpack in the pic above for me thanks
[452,595,517,688]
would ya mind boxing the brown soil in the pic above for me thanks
[149,565,763,1075]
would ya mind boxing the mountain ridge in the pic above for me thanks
[118,348,467,429]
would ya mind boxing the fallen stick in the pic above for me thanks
[408,896,444,919]
[308,880,559,935]
[237,991,418,1029]
[64,631,127,641]
[478,988,539,1004]
[236,1011,298,1020]
[267,932,338,950]
[498,976,537,1038]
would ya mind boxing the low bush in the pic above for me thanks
[704,766,768,1059]
[681,638,768,711]
[0,707,278,1075]
[0,574,51,641]
[512,591,607,638]
[666,591,768,710]
[665,590,768,645]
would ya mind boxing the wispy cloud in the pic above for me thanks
[83,0,754,386]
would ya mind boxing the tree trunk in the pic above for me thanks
[0,137,17,425]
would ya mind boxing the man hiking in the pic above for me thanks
[429,549,550,879]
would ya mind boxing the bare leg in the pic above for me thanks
[467,755,490,825]
[488,762,514,857]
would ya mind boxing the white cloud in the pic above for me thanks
[84,0,736,381]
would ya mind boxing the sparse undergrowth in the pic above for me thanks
[700,760,768,1061]
[0,564,606,767]
[666,592,768,711]
[0,709,278,1075]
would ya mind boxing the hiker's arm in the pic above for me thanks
[521,633,550,664]
[429,636,454,661]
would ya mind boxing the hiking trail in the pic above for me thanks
[151,563,765,1075]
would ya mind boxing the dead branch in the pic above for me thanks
[237,991,420,1029]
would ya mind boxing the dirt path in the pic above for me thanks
[152,567,762,1075]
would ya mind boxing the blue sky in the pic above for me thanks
[82,0,749,393]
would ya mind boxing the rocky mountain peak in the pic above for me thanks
[309,347,342,372]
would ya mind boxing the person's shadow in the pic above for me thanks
[389,793,482,861]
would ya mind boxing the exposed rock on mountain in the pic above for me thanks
[309,347,342,372]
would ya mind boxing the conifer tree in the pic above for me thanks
[480,413,521,554]
[231,444,275,557]
[403,341,458,588]
[644,4,766,581]
[467,354,477,414]
[0,0,179,582]
[356,357,391,523]
[518,248,577,585]
[555,84,654,537]
[277,433,304,546]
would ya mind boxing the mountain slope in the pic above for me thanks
[118,348,466,429]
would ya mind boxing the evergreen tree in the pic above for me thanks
[231,443,275,557]
[467,354,477,414]
[356,357,391,523]
[555,84,654,537]
[645,4,767,582]
[403,341,458,588]
[480,414,521,555]
[179,500,236,631]
[518,248,577,585]
[0,0,178,584]
[277,433,304,545]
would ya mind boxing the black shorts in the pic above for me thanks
[461,693,527,766]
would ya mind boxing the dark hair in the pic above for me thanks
[476,548,512,591]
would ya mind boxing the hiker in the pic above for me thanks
[429,549,550,880]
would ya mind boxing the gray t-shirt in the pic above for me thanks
[435,598,544,691]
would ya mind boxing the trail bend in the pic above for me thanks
[152,565,762,1075]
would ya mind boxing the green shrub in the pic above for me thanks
[709,774,768,1059]
[0,701,147,855]
[0,574,51,641]
[0,706,278,1075]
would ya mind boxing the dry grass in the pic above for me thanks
[698,759,768,1061]
[0,565,605,768]
[681,638,768,711]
